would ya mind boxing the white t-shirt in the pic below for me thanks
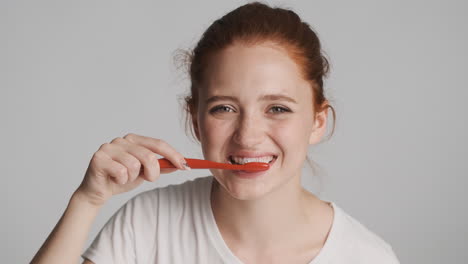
[82,176,400,263]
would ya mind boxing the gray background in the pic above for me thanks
[2,0,467,263]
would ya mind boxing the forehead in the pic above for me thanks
[201,43,311,100]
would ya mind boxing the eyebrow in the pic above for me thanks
[205,94,298,104]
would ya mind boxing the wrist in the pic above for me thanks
[70,189,107,210]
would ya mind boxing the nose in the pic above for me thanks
[232,112,265,147]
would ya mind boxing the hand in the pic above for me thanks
[74,133,188,206]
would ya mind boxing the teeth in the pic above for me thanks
[230,156,275,165]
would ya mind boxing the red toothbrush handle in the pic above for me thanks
[157,158,178,168]
[157,158,269,171]
[157,158,228,169]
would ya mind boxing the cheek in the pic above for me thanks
[200,117,232,139]
[199,118,231,157]
[271,118,312,159]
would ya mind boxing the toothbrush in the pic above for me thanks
[158,158,269,171]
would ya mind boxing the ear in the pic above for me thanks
[308,104,329,145]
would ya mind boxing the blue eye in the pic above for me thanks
[209,105,291,114]
[270,106,291,113]
[209,105,234,113]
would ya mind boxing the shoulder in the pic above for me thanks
[330,203,400,264]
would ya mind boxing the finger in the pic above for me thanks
[95,150,129,185]
[107,160,129,185]
[124,134,188,170]
[111,136,160,182]
[104,140,143,183]
[160,168,178,174]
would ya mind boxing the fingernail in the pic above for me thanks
[179,159,189,170]
[183,162,191,171]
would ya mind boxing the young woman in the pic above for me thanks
[32,2,400,263]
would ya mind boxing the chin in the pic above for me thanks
[211,170,275,201]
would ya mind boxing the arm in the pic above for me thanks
[31,134,186,263]
[31,191,102,264]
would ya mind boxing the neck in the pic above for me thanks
[210,175,319,250]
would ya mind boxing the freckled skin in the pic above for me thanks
[192,42,328,200]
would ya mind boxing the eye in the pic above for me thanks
[209,105,235,113]
[269,106,291,114]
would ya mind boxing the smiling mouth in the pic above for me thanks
[228,155,278,165]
